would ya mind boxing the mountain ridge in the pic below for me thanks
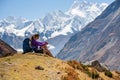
[57,0,120,71]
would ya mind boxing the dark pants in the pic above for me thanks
[34,49,43,53]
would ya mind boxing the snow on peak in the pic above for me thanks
[4,16,28,23]
[0,1,108,38]
[71,0,80,9]
[69,8,86,17]
[67,1,108,19]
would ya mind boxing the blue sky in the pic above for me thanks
[0,0,114,20]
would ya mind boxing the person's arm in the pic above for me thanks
[36,41,48,46]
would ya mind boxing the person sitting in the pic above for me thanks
[31,34,53,57]
[23,37,33,54]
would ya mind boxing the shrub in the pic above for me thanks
[91,72,99,79]
[67,60,83,70]
[85,71,99,79]
[67,60,99,79]
[115,71,120,74]
[81,63,89,71]
[61,68,80,80]
[105,70,113,78]
[67,60,89,72]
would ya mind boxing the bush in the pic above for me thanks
[86,71,99,79]
[61,68,80,80]
[115,71,120,74]
[67,60,83,70]
[104,70,113,78]
[67,60,99,79]
[91,72,99,79]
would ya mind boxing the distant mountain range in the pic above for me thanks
[0,1,108,56]
[57,0,120,71]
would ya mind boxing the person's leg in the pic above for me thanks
[46,50,53,57]
[41,45,53,57]
[37,50,43,53]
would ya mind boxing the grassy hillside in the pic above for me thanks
[0,53,120,80]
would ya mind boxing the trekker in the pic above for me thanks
[23,37,33,54]
[31,34,53,57]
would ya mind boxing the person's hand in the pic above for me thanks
[45,41,48,45]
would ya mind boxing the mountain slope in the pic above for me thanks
[57,0,120,71]
[0,1,108,56]
[0,53,120,80]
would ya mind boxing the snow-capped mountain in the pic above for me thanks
[0,1,108,56]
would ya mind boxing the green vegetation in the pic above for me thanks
[86,71,99,79]
[104,70,113,78]
[67,60,99,79]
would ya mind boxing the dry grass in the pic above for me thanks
[67,60,84,71]
[0,53,62,80]
[61,68,80,80]
[0,53,120,80]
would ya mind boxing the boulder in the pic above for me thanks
[0,39,17,57]
[91,60,109,72]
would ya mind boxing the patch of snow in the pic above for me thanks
[17,49,23,52]
[0,27,4,32]
[100,3,108,8]
[70,8,86,17]
[51,23,73,38]
[90,4,100,11]
[47,44,55,50]
[43,36,47,41]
